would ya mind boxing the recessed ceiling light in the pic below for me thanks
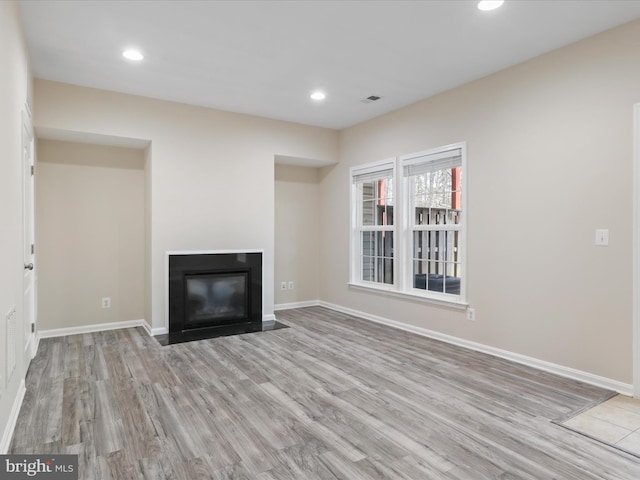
[310,91,326,101]
[478,0,504,11]
[122,49,144,61]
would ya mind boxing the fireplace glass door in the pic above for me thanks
[184,271,249,329]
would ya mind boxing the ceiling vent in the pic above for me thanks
[361,95,381,104]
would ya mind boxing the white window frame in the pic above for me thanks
[349,142,467,308]
[400,142,467,304]
[350,158,397,288]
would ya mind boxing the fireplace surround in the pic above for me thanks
[167,250,263,341]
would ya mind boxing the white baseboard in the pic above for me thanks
[143,321,168,336]
[38,319,146,339]
[0,379,26,454]
[263,314,277,322]
[319,301,634,396]
[274,300,320,311]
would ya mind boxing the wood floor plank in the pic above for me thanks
[136,454,175,480]
[9,306,640,479]
[111,383,162,460]
[93,380,126,456]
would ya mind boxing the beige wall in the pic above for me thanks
[34,80,339,330]
[320,20,640,384]
[0,0,30,451]
[36,140,145,330]
[275,164,321,306]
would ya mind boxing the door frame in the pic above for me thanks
[633,103,640,397]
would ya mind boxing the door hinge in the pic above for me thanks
[31,323,35,333]
[31,244,34,255]
[30,165,34,176]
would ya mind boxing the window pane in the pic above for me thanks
[360,178,393,226]
[361,231,394,284]
[411,167,460,226]
[362,199,375,226]
[412,230,460,295]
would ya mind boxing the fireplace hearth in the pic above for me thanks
[167,251,263,342]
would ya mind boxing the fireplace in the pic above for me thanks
[168,251,262,339]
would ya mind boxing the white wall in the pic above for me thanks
[275,164,321,306]
[36,140,145,331]
[0,0,30,452]
[320,20,640,384]
[34,80,338,330]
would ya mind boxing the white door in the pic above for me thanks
[22,111,36,362]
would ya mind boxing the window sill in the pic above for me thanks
[348,282,468,310]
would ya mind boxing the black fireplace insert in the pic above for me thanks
[168,252,262,338]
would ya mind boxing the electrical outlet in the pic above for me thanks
[280,282,287,290]
[467,308,476,321]
[101,297,111,308]
[288,281,295,290]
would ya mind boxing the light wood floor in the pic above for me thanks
[10,306,640,479]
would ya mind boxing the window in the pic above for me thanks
[350,143,466,305]
[403,145,463,299]
[350,160,395,286]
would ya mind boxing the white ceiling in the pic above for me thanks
[18,0,640,131]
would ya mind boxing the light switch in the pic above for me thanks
[595,229,609,246]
